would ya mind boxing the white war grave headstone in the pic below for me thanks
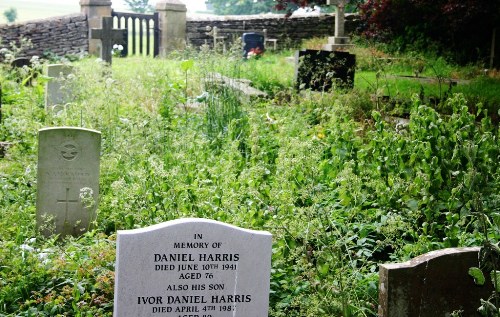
[114,218,272,317]
[45,64,74,110]
[36,127,101,238]
[323,0,354,51]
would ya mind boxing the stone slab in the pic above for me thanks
[114,218,272,317]
[379,247,494,317]
[207,72,268,99]
[36,127,101,238]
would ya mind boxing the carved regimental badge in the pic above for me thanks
[59,141,80,161]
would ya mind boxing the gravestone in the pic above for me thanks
[379,247,494,317]
[90,16,127,64]
[11,57,35,86]
[242,32,265,58]
[36,127,101,238]
[45,64,75,109]
[114,218,272,317]
[323,0,353,51]
[11,57,31,69]
[295,49,356,91]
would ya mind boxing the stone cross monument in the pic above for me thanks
[323,0,353,51]
[90,16,127,64]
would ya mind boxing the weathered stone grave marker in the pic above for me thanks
[114,218,272,316]
[36,127,101,238]
[379,247,494,317]
[295,49,356,91]
[242,32,265,58]
[45,64,75,110]
[323,0,354,51]
[90,16,127,64]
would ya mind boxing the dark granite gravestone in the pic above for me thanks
[295,49,356,91]
[379,247,494,317]
[90,16,127,65]
[11,57,31,69]
[10,57,36,86]
[242,32,265,58]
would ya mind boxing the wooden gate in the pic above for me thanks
[112,10,159,57]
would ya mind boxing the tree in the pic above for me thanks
[207,0,278,15]
[358,0,500,64]
[124,0,153,13]
[3,7,17,23]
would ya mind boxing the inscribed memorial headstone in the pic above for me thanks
[379,247,494,317]
[114,218,272,317]
[45,64,74,109]
[36,127,101,238]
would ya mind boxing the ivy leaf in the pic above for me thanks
[468,267,485,286]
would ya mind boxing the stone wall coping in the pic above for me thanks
[79,0,112,6]
[186,12,357,22]
[0,13,85,28]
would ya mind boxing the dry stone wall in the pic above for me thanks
[0,14,88,59]
[187,13,360,48]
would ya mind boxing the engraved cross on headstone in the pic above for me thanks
[57,187,79,224]
[327,0,347,38]
[90,16,127,65]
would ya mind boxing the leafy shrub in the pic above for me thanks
[359,0,500,64]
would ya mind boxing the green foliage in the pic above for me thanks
[207,0,277,15]
[124,0,153,13]
[0,46,499,316]
[359,0,500,64]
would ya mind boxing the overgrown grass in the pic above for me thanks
[0,41,499,316]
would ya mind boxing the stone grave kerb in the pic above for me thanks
[90,16,127,64]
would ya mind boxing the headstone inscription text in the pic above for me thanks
[114,218,272,317]
[36,127,101,238]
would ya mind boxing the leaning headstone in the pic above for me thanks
[323,0,354,51]
[90,16,127,64]
[379,247,494,317]
[242,32,265,58]
[36,127,101,238]
[114,218,272,317]
[295,49,356,91]
[45,64,75,109]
